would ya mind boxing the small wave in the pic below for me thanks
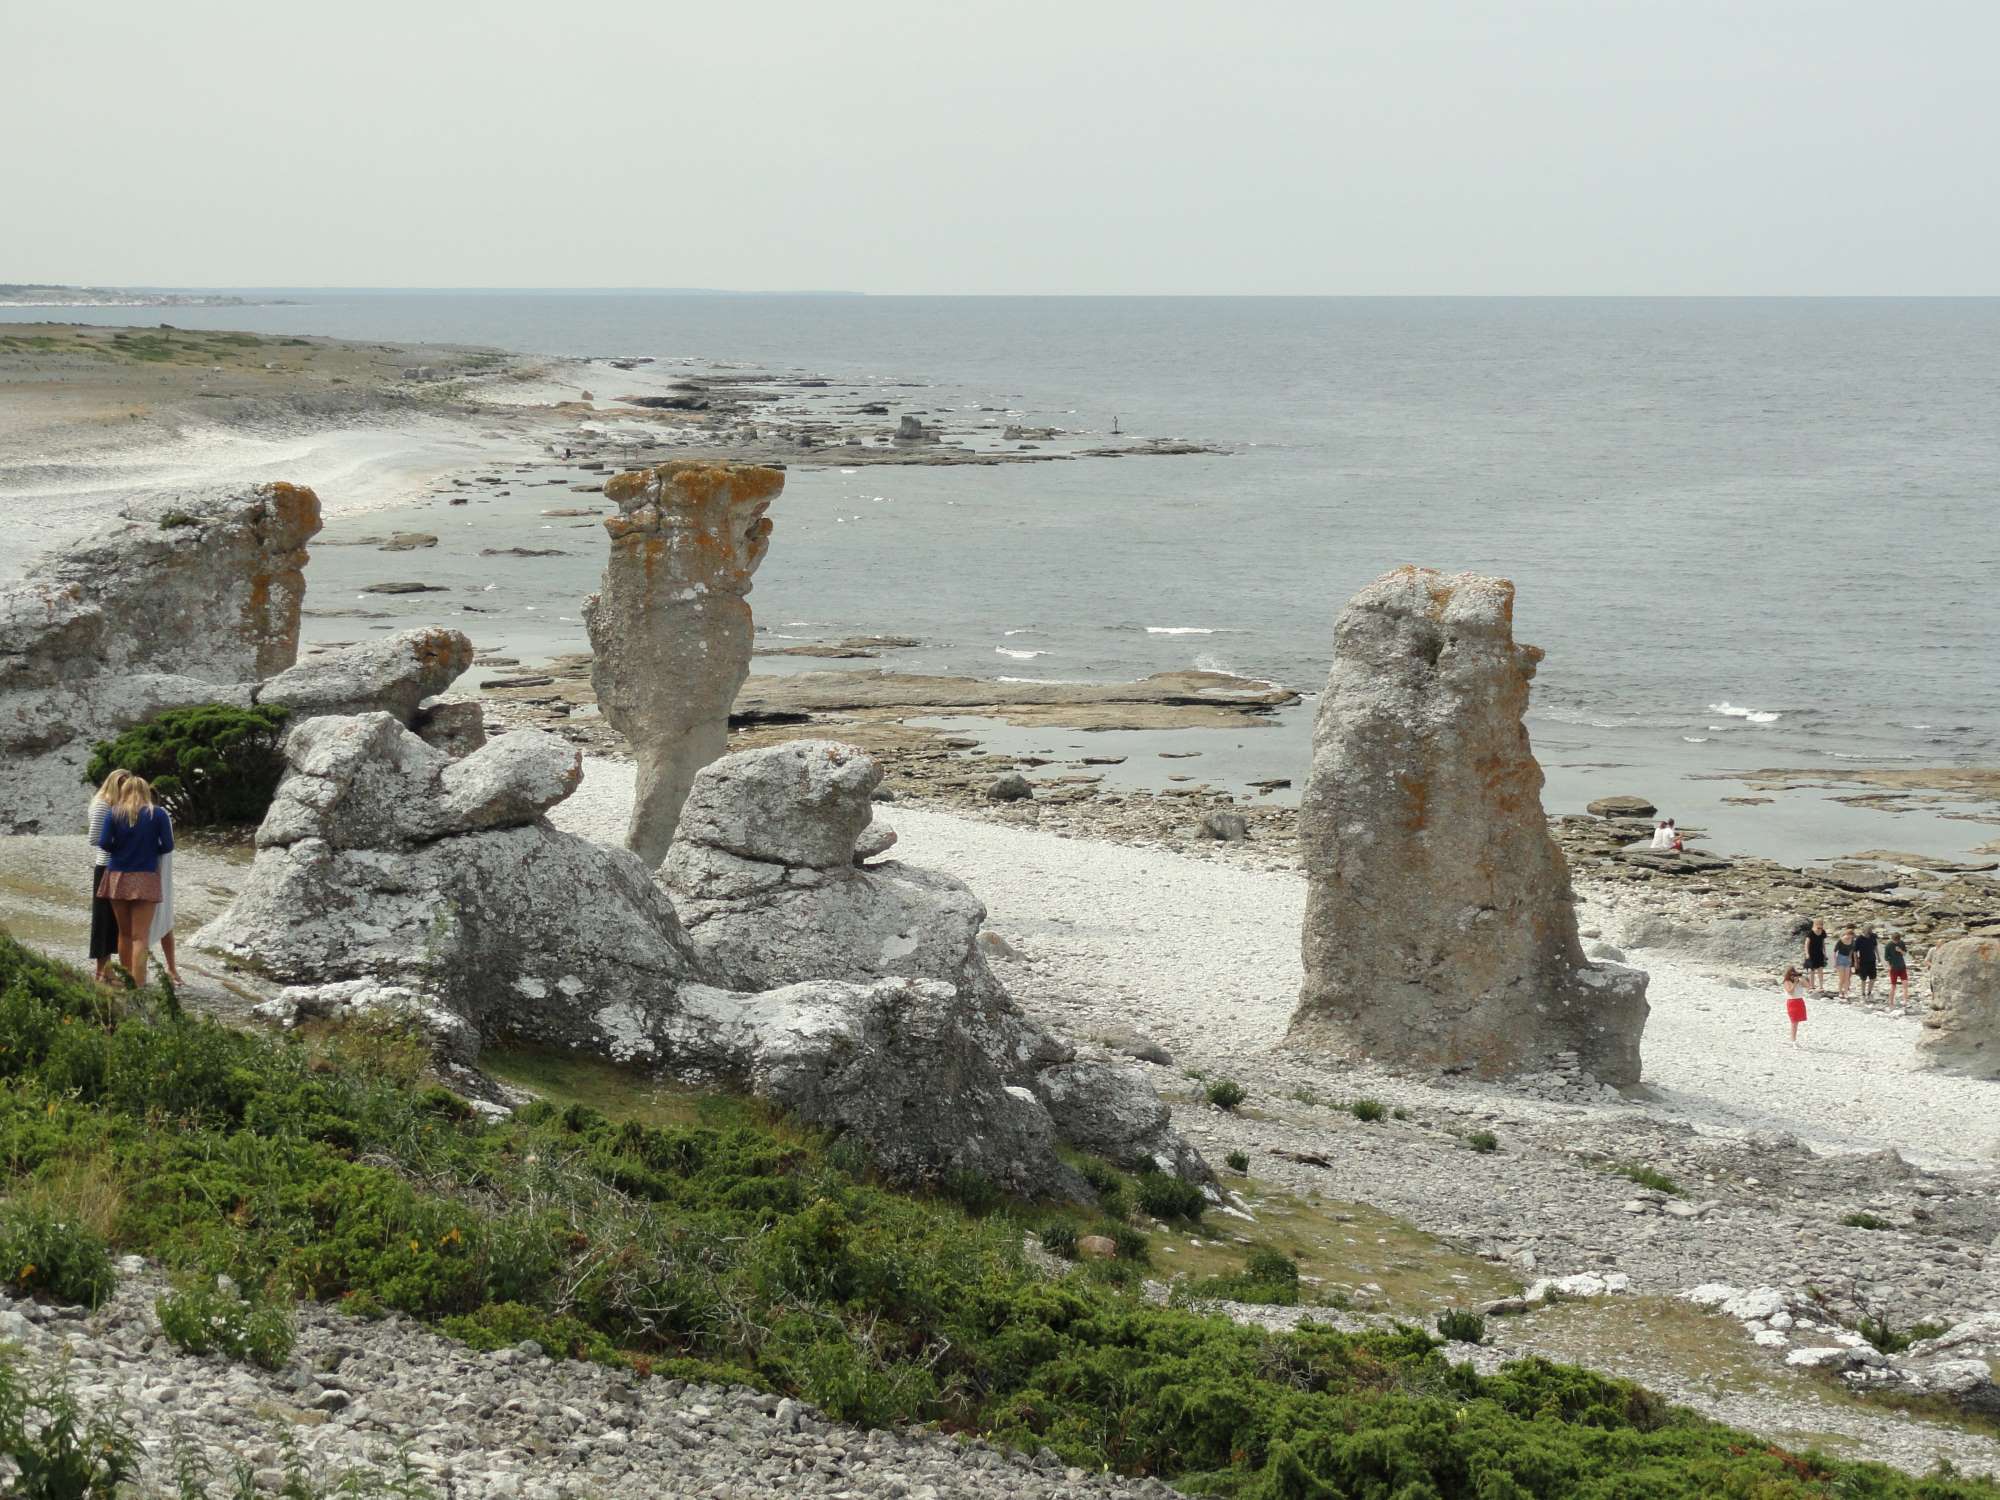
[1003,628,1034,637]
[1682,736,1710,743]
[996,648,1046,660]
[1708,701,1783,724]
[998,675,1091,685]
[1147,626,1215,635]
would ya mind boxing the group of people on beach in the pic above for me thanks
[1780,919,1913,1046]
[87,769,177,987]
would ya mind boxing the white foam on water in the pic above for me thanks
[1683,735,1710,743]
[1147,626,1215,635]
[996,647,1046,660]
[1709,701,1783,724]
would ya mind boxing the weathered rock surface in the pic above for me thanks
[663,741,1208,1181]
[197,714,694,1052]
[1916,937,2000,1077]
[1291,567,1649,1084]
[201,719,1179,1196]
[259,626,473,725]
[583,461,781,864]
[0,483,321,833]
[1587,795,1657,818]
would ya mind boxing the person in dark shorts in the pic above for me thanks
[1833,927,1856,997]
[1884,933,1911,1009]
[1803,920,1828,991]
[1782,966,1808,1046]
[1853,927,1880,1000]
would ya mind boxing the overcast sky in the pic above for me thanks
[7,0,1996,294]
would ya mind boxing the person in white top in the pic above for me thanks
[1649,821,1673,850]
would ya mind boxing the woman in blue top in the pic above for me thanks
[95,775,174,985]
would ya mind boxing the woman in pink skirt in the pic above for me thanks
[1782,966,1808,1047]
[95,775,174,986]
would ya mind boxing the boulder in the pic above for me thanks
[259,627,473,726]
[1197,809,1249,841]
[0,483,321,833]
[198,714,691,1051]
[583,461,782,864]
[411,697,487,757]
[1616,911,1807,970]
[1587,795,1657,818]
[1291,568,1649,1084]
[662,741,1209,1182]
[1915,938,2000,1077]
[987,773,1034,802]
[662,742,1002,998]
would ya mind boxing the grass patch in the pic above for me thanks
[1184,1246,1300,1307]
[0,932,1993,1497]
[1840,1211,1895,1232]
[1204,1077,1245,1110]
[1348,1097,1386,1123]
[1615,1163,1682,1196]
[1225,1149,1249,1174]
[1466,1130,1499,1153]
[1855,1314,1950,1355]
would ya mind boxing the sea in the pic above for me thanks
[8,293,1999,864]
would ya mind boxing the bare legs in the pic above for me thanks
[1837,965,1851,998]
[109,899,157,986]
[1788,1018,1802,1046]
[160,932,179,984]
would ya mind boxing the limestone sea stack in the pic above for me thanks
[0,482,321,833]
[1915,937,1999,1077]
[583,461,782,864]
[1290,566,1649,1084]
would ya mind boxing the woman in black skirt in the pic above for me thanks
[87,770,132,982]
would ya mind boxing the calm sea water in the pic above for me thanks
[11,294,1999,858]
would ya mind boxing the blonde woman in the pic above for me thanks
[95,775,174,986]
[86,769,132,983]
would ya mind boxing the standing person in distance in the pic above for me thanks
[1833,926,1856,998]
[1883,933,1910,1010]
[1853,926,1880,1001]
[85,769,132,984]
[1782,966,1809,1047]
[1802,919,1828,992]
[95,775,173,987]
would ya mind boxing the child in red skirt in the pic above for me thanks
[1782,967,1808,1046]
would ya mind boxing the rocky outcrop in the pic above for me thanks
[583,461,781,864]
[0,483,321,833]
[663,741,1000,998]
[260,627,474,726]
[663,741,1208,1181]
[1915,938,2000,1077]
[199,718,1181,1197]
[196,714,694,1053]
[1291,567,1649,1084]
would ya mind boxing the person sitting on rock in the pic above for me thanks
[1649,820,1673,851]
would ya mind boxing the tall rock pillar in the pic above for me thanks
[1290,566,1648,1084]
[583,460,782,864]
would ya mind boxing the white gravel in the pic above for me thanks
[553,754,2000,1172]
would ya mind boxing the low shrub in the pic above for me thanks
[1204,1078,1247,1111]
[0,1202,117,1308]
[1189,1246,1301,1307]
[1224,1150,1249,1174]
[1841,1211,1894,1231]
[1856,1315,1949,1355]
[1039,1221,1079,1260]
[157,1276,297,1369]
[1076,1158,1128,1217]
[0,1352,139,1498]
[1348,1097,1386,1123]
[1134,1171,1206,1222]
[85,702,291,828]
[1391,1106,1412,1121]
[1616,1163,1681,1196]
[1111,1224,1150,1264]
[1436,1309,1487,1345]
[0,934,1992,1500]
[1465,1130,1499,1154]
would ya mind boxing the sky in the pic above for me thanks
[6,0,1998,294]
